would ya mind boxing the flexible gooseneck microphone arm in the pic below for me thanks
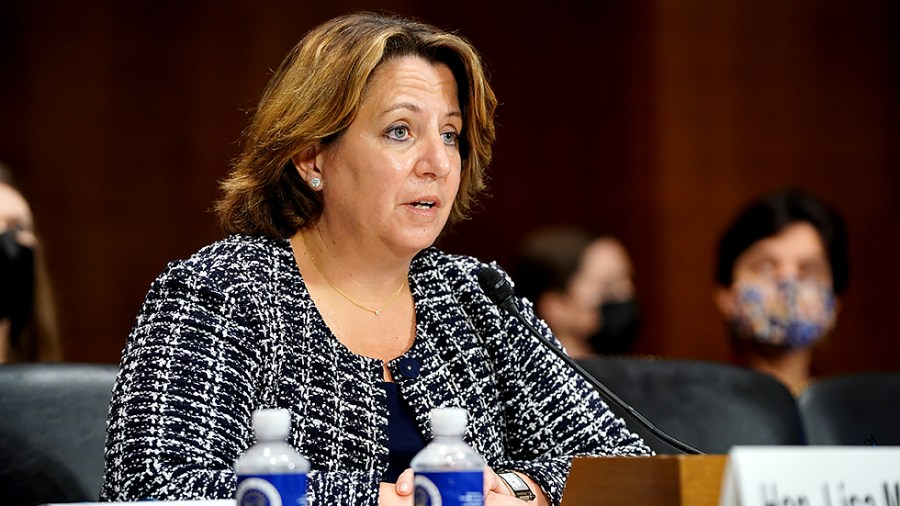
[476,266,703,455]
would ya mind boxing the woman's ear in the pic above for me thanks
[538,291,568,330]
[291,143,324,186]
[713,286,733,318]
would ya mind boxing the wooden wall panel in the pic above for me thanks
[648,0,900,372]
[1,1,896,375]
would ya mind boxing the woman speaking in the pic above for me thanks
[101,12,650,506]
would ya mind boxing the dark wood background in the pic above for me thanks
[2,1,897,374]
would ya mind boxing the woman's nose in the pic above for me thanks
[775,263,801,281]
[415,135,454,178]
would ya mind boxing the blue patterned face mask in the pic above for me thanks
[729,279,836,349]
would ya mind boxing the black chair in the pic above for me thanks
[0,363,118,504]
[797,372,900,446]
[576,356,805,454]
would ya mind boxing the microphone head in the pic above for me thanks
[477,266,516,312]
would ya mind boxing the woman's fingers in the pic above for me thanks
[396,468,414,496]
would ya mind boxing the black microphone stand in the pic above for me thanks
[479,267,703,455]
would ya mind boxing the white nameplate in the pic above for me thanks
[719,446,900,506]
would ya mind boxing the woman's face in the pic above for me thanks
[730,222,832,288]
[0,183,36,247]
[542,238,635,341]
[570,238,635,309]
[313,56,462,257]
[0,182,36,361]
[715,221,834,320]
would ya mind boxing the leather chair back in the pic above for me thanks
[0,363,118,502]
[797,372,900,446]
[576,356,805,454]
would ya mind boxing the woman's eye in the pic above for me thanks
[441,131,458,146]
[386,125,410,141]
[800,260,830,281]
[750,259,775,277]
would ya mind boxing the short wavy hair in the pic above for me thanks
[715,188,849,295]
[216,12,498,238]
[512,226,600,304]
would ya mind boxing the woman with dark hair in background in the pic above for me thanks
[0,163,61,363]
[512,226,640,358]
[0,163,74,506]
[714,188,849,395]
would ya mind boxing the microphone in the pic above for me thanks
[476,266,703,455]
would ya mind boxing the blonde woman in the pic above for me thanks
[101,13,650,505]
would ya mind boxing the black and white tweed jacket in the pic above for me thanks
[100,234,650,505]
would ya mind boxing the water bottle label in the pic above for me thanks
[236,474,307,506]
[414,471,483,506]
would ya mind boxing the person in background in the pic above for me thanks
[714,188,849,395]
[0,164,72,505]
[101,13,650,506]
[512,226,640,358]
[0,163,61,363]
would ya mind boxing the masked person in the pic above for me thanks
[513,226,640,358]
[0,163,61,363]
[714,188,848,395]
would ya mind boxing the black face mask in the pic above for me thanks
[588,299,640,355]
[0,230,35,343]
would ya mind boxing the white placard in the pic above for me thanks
[719,446,900,506]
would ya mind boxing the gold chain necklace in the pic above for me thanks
[315,225,371,288]
[299,230,407,316]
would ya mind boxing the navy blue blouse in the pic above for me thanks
[380,382,427,483]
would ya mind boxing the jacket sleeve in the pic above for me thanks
[99,262,385,504]
[100,260,259,501]
[485,268,653,505]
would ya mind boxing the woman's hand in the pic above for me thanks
[378,469,414,506]
[379,467,550,505]
[484,467,551,506]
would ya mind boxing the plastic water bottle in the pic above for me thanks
[411,407,484,506]
[235,408,310,506]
